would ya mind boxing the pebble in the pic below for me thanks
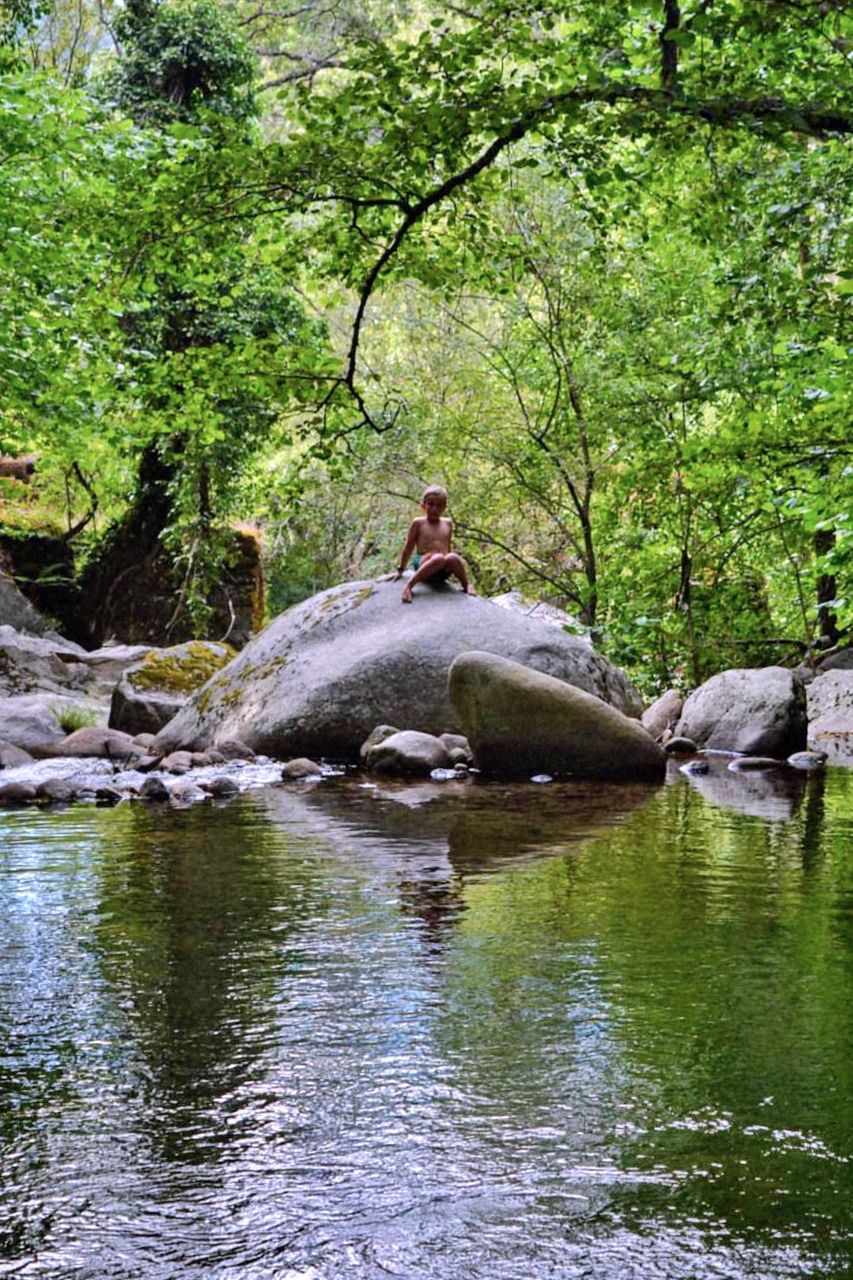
[664,737,699,755]
[787,751,827,771]
[728,756,783,772]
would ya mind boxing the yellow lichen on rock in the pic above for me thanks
[131,641,235,695]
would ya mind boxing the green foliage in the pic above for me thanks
[52,701,98,732]
[98,0,258,127]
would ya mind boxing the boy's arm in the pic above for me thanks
[446,518,454,552]
[389,520,419,579]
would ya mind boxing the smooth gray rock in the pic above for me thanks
[787,750,827,771]
[728,756,783,772]
[488,591,592,644]
[0,780,37,806]
[152,579,642,762]
[139,776,170,802]
[806,670,853,764]
[51,726,144,760]
[0,738,34,769]
[642,689,684,741]
[215,739,256,761]
[664,736,698,755]
[281,757,323,779]
[169,780,207,806]
[365,730,451,777]
[360,724,399,761]
[204,776,240,798]
[448,651,666,780]
[161,750,193,774]
[36,778,77,804]
[675,667,807,757]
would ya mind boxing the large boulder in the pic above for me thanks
[806,670,853,764]
[674,667,807,757]
[152,579,643,761]
[448,650,666,780]
[109,640,234,735]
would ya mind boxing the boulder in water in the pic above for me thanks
[448,650,666,780]
[152,579,642,762]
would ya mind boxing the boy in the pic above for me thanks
[389,485,475,604]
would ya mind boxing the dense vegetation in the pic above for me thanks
[1,0,850,690]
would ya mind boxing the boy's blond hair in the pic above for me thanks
[422,484,448,503]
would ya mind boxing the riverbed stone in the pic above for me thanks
[152,579,643,762]
[675,667,807,757]
[0,780,37,806]
[204,776,240,798]
[728,756,783,772]
[806,670,853,764]
[664,736,698,755]
[0,738,34,769]
[139,776,170,802]
[109,640,234,736]
[161,750,194,774]
[449,651,666,780]
[36,778,77,804]
[281,757,323,779]
[642,689,684,741]
[51,726,144,761]
[359,724,399,761]
[365,730,451,777]
[169,780,207,806]
[787,750,827,771]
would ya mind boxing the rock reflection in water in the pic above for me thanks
[678,754,809,821]
[257,777,657,945]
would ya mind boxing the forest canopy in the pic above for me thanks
[1,0,851,688]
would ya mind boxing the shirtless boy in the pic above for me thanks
[389,485,475,604]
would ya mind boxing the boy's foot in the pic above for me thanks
[401,585,413,603]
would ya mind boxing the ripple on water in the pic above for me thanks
[0,771,851,1278]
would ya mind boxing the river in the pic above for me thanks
[1,761,851,1278]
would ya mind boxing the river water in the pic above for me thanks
[1,762,851,1279]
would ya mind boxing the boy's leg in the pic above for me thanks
[401,553,447,602]
[444,553,474,594]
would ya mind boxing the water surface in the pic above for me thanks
[1,764,851,1278]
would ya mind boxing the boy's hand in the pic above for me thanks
[384,569,403,581]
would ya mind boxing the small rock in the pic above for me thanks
[787,750,827,771]
[190,752,214,767]
[133,732,157,749]
[728,756,783,772]
[429,767,458,781]
[139,776,170,802]
[281,757,323,779]
[680,759,709,775]
[453,762,469,774]
[0,739,34,769]
[439,732,473,760]
[95,786,123,806]
[36,778,77,805]
[169,780,207,806]
[664,737,698,755]
[205,749,227,764]
[204,776,240,798]
[0,781,37,806]
[359,724,399,761]
[530,774,553,784]
[161,750,193,774]
[135,754,165,773]
[54,726,143,760]
[447,746,471,766]
[216,739,256,761]
[365,730,451,777]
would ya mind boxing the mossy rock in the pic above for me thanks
[109,641,234,736]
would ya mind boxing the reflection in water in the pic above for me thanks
[680,754,809,821]
[0,769,851,1278]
